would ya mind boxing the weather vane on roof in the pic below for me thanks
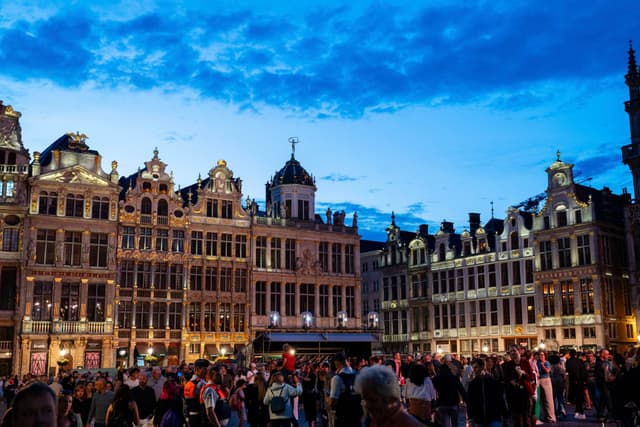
[289,136,300,157]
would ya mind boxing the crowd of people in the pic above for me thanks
[1,344,640,427]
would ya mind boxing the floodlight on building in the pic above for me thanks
[367,312,379,329]
[269,311,281,328]
[302,312,314,329]
[336,311,348,329]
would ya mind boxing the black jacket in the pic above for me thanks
[467,374,505,424]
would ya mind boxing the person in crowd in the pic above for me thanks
[432,360,466,427]
[232,379,248,427]
[596,348,614,422]
[105,384,140,427]
[152,378,183,427]
[201,368,229,427]
[565,349,587,420]
[6,381,57,427]
[58,392,83,427]
[584,351,597,410]
[87,377,115,427]
[300,363,318,427]
[535,351,556,423]
[263,371,302,427]
[548,354,566,420]
[245,372,268,427]
[184,359,209,427]
[355,364,423,427]
[148,367,166,402]
[466,358,505,427]
[281,344,297,381]
[131,371,156,426]
[84,382,94,401]
[219,365,234,395]
[405,362,436,424]
[124,368,139,389]
[502,345,536,427]
[72,384,91,425]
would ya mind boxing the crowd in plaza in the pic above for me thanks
[2,344,640,427]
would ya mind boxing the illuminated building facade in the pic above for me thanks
[20,132,121,375]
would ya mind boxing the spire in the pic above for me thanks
[628,41,639,77]
[391,211,396,226]
[626,40,640,92]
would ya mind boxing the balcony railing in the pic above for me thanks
[22,320,112,335]
[0,341,12,351]
[0,164,28,174]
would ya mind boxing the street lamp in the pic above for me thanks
[221,347,227,357]
[60,348,67,357]
[482,344,489,353]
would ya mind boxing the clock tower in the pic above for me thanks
[623,41,640,200]
[546,150,574,192]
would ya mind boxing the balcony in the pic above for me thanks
[22,320,113,335]
[0,164,28,174]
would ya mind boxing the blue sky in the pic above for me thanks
[0,1,637,240]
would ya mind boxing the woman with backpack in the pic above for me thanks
[263,371,302,427]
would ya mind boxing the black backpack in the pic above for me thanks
[335,372,362,427]
[270,386,286,414]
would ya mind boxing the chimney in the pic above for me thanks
[419,224,429,237]
[469,213,481,234]
[441,221,454,234]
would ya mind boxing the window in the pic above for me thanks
[220,233,232,257]
[510,232,519,250]
[169,265,183,290]
[332,243,342,273]
[608,323,617,339]
[155,263,168,289]
[89,233,108,267]
[527,296,535,324]
[319,242,329,272]
[285,239,296,270]
[255,281,266,315]
[190,266,202,291]
[479,300,487,326]
[285,283,295,316]
[172,230,184,253]
[627,324,634,339]
[512,262,521,285]
[220,267,232,292]
[575,210,582,224]
[557,210,567,227]
[563,328,576,339]
[545,329,557,340]
[206,232,217,256]
[577,234,591,266]
[189,304,201,331]
[122,226,135,249]
[60,282,80,321]
[468,302,476,327]
[218,303,231,332]
[333,286,342,315]
[191,231,203,255]
[256,236,267,268]
[32,281,53,320]
[91,197,110,219]
[157,199,168,224]
[300,283,315,313]
[2,227,19,252]
[346,286,355,316]
[297,199,309,220]
[345,244,355,274]
[139,227,152,250]
[168,303,182,329]
[525,260,534,283]
[561,280,574,316]
[221,200,233,219]
[38,191,58,215]
[117,300,132,328]
[204,267,217,292]
[234,269,247,293]
[235,304,246,331]
[543,216,550,229]
[140,197,152,223]
[137,262,152,289]
[206,199,218,217]
[155,229,168,252]
[490,299,498,325]
[271,238,281,269]
[0,267,16,310]
[580,278,594,314]
[458,302,465,328]
[543,283,555,316]
[65,194,84,217]
[502,299,510,325]
[558,237,571,268]
[120,260,135,288]
[514,298,523,324]
[203,303,215,331]
[36,229,56,265]
[583,326,596,338]
[64,231,82,266]
[235,235,247,258]
[151,303,166,328]
[270,282,281,313]
[539,240,552,271]
[319,285,329,317]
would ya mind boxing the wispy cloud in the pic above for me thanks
[0,1,634,119]
[319,173,358,182]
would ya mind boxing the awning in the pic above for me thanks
[262,332,377,343]
[135,343,167,356]
[205,344,218,356]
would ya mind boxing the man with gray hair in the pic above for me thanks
[147,366,166,400]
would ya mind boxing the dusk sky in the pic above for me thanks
[1,1,637,240]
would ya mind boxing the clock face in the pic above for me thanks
[553,172,567,186]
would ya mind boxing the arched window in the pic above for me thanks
[141,197,152,214]
[157,199,169,225]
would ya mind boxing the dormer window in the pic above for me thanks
[557,210,567,227]
[439,243,446,261]
[510,232,519,250]
[142,182,152,191]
